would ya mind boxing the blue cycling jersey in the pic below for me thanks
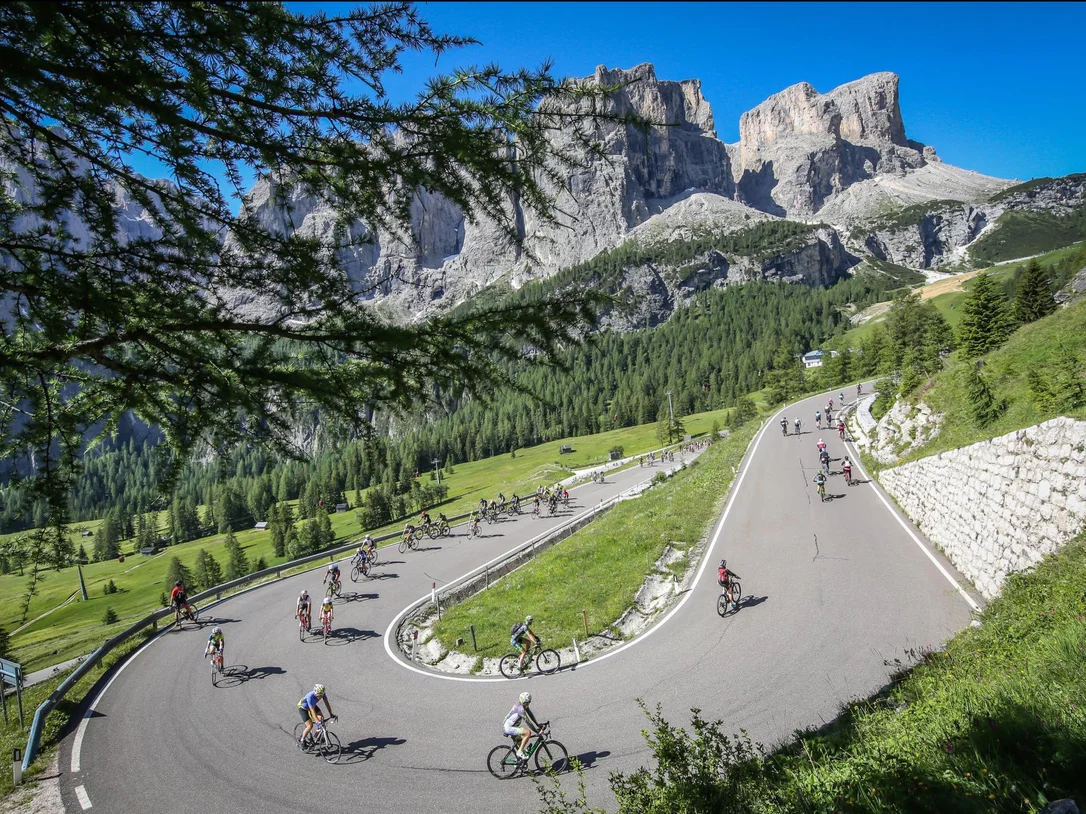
[298,691,321,710]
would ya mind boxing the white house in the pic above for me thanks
[802,350,824,369]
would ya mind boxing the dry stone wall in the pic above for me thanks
[879,417,1086,598]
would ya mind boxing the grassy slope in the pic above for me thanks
[429,416,760,660]
[749,536,1086,812]
[892,297,1086,465]
[0,404,744,671]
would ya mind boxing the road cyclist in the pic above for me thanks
[503,692,542,761]
[816,437,827,456]
[819,448,830,475]
[842,456,853,486]
[296,590,312,633]
[813,470,828,502]
[815,409,822,429]
[838,419,846,441]
[323,562,341,597]
[204,626,225,674]
[510,614,540,674]
[793,417,801,435]
[319,594,334,636]
[781,416,788,436]
[170,580,195,627]
[297,684,336,748]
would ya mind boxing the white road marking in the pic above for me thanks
[75,784,92,810]
[847,437,981,613]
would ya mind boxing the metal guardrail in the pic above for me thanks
[19,510,478,775]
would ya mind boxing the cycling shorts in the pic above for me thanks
[298,706,315,724]
[504,724,529,738]
[511,636,528,651]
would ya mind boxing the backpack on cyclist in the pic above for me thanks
[510,621,527,637]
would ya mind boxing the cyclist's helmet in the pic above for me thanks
[525,614,533,624]
[519,692,532,705]
[819,438,824,443]
[313,683,325,697]
[212,626,222,635]
[719,559,726,568]
[174,581,183,587]
[330,563,339,571]
[299,590,308,600]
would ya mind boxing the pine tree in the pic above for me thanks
[1014,259,1056,324]
[965,364,1005,427]
[103,607,119,625]
[224,530,248,580]
[958,273,1015,358]
[77,544,88,564]
[165,556,193,591]
[193,549,223,591]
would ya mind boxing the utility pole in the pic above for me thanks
[432,458,441,485]
[77,564,88,601]
[665,390,675,445]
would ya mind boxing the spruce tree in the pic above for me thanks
[1014,260,1056,324]
[224,531,249,581]
[965,365,1005,427]
[958,273,1015,358]
[165,556,192,591]
[193,549,223,591]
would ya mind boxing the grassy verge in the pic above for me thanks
[430,417,761,659]
[893,298,1086,465]
[0,405,739,671]
[571,536,1086,812]
[0,630,152,799]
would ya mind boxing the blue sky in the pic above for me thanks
[371,1,1083,182]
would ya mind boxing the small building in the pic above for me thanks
[254,521,269,531]
[559,445,573,454]
[802,350,824,369]
[335,503,349,513]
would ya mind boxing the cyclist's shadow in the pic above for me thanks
[339,592,378,602]
[337,735,407,765]
[324,627,380,646]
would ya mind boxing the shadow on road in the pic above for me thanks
[736,595,768,611]
[571,749,611,771]
[339,592,378,603]
[337,735,407,764]
[324,627,380,646]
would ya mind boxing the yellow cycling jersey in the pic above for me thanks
[321,601,333,612]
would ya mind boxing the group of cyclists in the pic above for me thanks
[401,509,451,545]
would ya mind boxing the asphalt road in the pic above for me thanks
[58,388,978,813]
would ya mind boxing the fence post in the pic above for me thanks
[470,625,477,652]
[572,638,582,665]
[485,566,489,590]
[581,610,589,637]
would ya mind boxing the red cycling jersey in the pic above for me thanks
[170,585,186,603]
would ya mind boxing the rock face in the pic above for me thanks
[878,417,1086,599]
[731,73,931,216]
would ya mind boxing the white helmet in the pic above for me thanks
[313,683,325,697]
[299,590,308,599]
[519,692,531,704]
[819,438,824,443]
[212,626,222,635]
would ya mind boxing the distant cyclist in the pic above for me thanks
[170,580,193,625]
[297,684,335,747]
[816,437,827,454]
[204,626,224,663]
[503,692,541,760]
[838,419,846,440]
[819,448,830,473]
[793,418,801,434]
[510,614,539,674]
[319,594,334,635]
[780,417,788,435]
[815,410,821,428]
[842,456,853,486]
[323,563,341,592]
[813,470,827,501]
[717,559,741,612]
[296,590,311,630]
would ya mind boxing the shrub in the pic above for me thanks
[103,607,119,625]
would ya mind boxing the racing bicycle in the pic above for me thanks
[499,641,561,678]
[294,715,341,763]
[399,533,420,554]
[487,721,568,779]
[297,608,311,640]
[208,647,225,685]
[350,558,370,582]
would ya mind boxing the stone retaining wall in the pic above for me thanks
[879,417,1086,598]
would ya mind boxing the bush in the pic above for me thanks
[102,579,118,595]
[102,607,119,625]
[609,445,625,457]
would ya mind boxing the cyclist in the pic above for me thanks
[827,398,834,411]
[839,391,845,404]
[503,692,542,760]
[819,448,830,473]
[813,470,827,500]
[319,594,334,635]
[510,614,539,674]
[297,684,335,747]
[816,437,827,454]
[511,494,521,513]
[352,540,371,569]
[497,492,506,512]
[204,626,225,665]
[402,522,416,543]
[815,410,821,428]
[419,509,431,529]
[170,580,193,625]
[323,562,341,592]
[857,383,862,396]
[437,511,449,531]
[793,417,801,434]
[469,511,481,536]
[479,497,490,512]
[780,417,788,435]
[838,419,846,440]
[842,456,853,486]
[562,487,570,502]
[296,590,311,630]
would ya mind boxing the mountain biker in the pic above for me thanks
[170,581,192,623]
[842,456,853,485]
[510,614,539,674]
[323,563,341,591]
[319,594,334,634]
[296,590,311,629]
[297,684,335,746]
[504,691,542,760]
[780,417,788,435]
[204,626,224,663]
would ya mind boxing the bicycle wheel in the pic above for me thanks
[414,527,426,542]
[487,744,521,779]
[368,547,379,565]
[350,565,361,583]
[729,581,742,606]
[716,594,729,617]
[398,538,408,554]
[427,525,439,539]
[318,731,342,763]
[298,621,307,641]
[211,662,217,685]
[534,739,569,774]
[535,649,561,675]
[499,654,522,679]
[293,723,313,752]
[410,536,420,551]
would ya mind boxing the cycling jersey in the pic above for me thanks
[170,586,187,604]
[298,691,322,710]
[504,702,529,730]
[207,632,224,649]
[321,601,333,613]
